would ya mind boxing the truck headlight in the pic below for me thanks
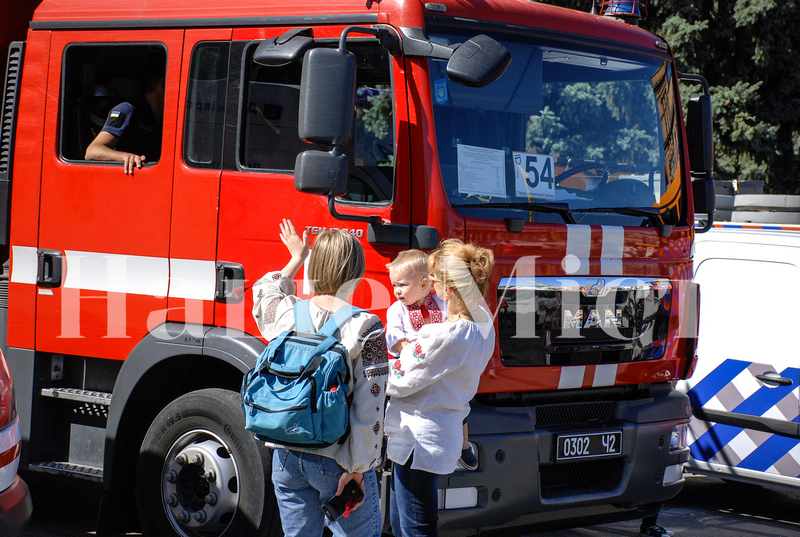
[670,423,688,451]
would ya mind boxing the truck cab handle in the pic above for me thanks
[215,261,245,304]
[37,249,63,288]
[755,371,793,387]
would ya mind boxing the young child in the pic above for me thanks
[385,249,479,471]
[384,239,495,537]
[385,250,444,355]
[252,219,389,537]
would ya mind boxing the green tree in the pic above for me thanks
[542,0,800,193]
[528,81,660,167]
[650,0,800,193]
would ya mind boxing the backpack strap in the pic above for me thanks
[317,304,367,447]
[321,305,368,336]
[294,299,315,333]
[294,300,367,337]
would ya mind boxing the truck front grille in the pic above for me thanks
[497,276,671,367]
[535,401,612,427]
[540,458,623,499]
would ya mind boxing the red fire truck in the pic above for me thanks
[1,0,714,535]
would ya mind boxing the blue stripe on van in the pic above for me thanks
[690,423,742,462]
[686,359,750,408]
[739,435,800,473]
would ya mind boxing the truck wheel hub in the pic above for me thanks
[162,434,239,535]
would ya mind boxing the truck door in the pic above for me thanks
[215,26,410,335]
[36,30,183,359]
[165,30,233,331]
[685,234,800,484]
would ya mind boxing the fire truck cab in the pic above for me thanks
[1,0,714,535]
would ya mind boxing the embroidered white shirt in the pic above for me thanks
[385,305,495,475]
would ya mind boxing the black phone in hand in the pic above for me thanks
[321,479,364,522]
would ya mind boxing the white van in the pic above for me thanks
[680,223,800,490]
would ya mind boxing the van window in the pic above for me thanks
[694,256,799,360]
[184,42,230,169]
[240,41,395,203]
[60,44,167,163]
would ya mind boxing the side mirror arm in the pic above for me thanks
[396,27,457,60]
[327,195,382,225]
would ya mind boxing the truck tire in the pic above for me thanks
[135,388,281,537]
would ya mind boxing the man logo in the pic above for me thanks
[563,307,623,330]
[583,278,607,297]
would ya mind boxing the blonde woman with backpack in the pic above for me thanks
[252,219,389,537]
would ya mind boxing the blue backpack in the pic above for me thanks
[241,300,365,448]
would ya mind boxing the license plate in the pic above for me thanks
[556,431,622,461]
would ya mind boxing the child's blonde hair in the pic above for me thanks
[429,239,494,306]
[386,249,429,278]
[308,230,365,295]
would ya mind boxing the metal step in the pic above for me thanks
[29,461,103,481]
[41,388,112,406]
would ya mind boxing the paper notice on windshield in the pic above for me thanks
[457,144,507,198]
[513,151,557,200]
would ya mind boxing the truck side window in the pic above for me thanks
[184,42,230,169]
[60,44,167,164]
[240,41,395,203]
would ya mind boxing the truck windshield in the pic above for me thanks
[428,27,684,228]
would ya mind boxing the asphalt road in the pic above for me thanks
[21,472,800,537]
[538,474,800,537]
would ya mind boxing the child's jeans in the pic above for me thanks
[271,448,382,537]
[389,451,440,537]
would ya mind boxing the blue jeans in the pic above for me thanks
[271,448,382,537]
[389,452,440,537]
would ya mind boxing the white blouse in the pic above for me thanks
[252,271,389,474]
[385,306,495,475]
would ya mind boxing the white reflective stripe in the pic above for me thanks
[63,251,169,297]
[0,418,21,492]
[662,463,685,486]
[442,487,479,509]
[0,454,19,493]
[10,246,38,285]
[565,225,591,275]
[558,366,585,389]
[601,226,624,275]
[170,259,217,301]
[593,364,618,387]
[12,248,223,300]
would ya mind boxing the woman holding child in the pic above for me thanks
[384,239,496,537]
[250,219,495,537]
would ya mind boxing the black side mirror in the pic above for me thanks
[446,34,511,88]
[294,150,348,196]
[397,28,511,88]
[298,47,357,146]
[693,176,715,233]
[687,94,713,174]
[679,73,715,232]
[693,177,715,216]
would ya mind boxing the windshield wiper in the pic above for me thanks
[451,202,577,224]
[576,207,672,237]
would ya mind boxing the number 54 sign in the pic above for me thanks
[513,152,556,200]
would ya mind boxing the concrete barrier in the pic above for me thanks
[710,181,800,224]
